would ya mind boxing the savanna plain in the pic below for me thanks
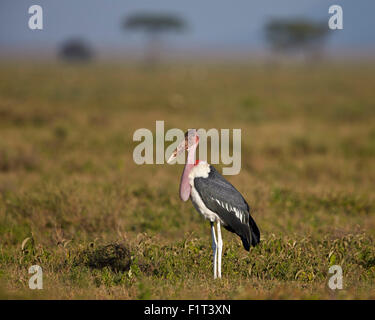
[0,61,374,299]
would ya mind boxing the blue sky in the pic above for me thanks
[0,0,374,57]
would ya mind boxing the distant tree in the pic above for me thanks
[58,39,93,63]
[264,18,330,62]
[123,13,186,66]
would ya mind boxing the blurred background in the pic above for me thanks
[1,0,375,62]
[1,0,375,299]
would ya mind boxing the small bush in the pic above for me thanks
[81,243,132,272]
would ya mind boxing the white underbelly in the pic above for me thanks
[190,186,222,223]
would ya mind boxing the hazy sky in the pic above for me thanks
[1,0,374,57]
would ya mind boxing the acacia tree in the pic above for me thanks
[123,13,186,66]
[264,18,330,62]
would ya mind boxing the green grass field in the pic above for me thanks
[0,62,374,299]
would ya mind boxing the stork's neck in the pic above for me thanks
[179,143,197,201]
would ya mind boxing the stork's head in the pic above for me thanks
[167,129,199,164]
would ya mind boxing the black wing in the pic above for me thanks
[193,165,260,250]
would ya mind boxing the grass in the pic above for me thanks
[0,61,374,299]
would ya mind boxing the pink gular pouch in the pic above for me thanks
[167,129,200,201]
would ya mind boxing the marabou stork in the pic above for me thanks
[167,129,260,279]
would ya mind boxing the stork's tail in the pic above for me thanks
[241,215,260,251]
[249,214,260,247]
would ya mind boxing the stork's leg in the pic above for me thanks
[217,221,223,279]
[210,221,217,279]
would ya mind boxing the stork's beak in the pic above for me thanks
[167,139,186,164]
[167,129,198,164]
